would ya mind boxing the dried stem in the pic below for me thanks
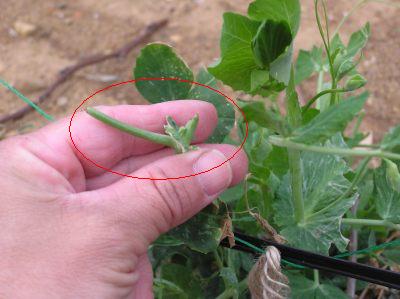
[358,284,371,299]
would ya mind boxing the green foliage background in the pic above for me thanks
[133,0,400,297]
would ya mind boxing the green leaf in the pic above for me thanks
[134,43,193,103]
[374,165,400,222]
[134,46,233,145]
[164,115,199,153]
[189,68,235,143]
[331,34,346,56]
[135,46,234,143]
[208,12,260,92]
[302,108,319,125]
[274,136,355,254]
[239,121,272,182]
[270,44,294,85]
[154,234,185,247]
[385,159,400,193]
[336,59,358,82]
[153,278,187,299]
[168,209,224,253]
[285,66,302,127]
[159,264,202,299]
[150,244,187,270]
[383,249,400,264]
[251,70,287,95]
[234,179,276,232]
[292,92,368,144]
[233,184,265,235]
[332,24,370,80]
[250,69,270,93]
[356,172,374,216]
[288,273,350,299]
[248,0,301,34]
[265,146,289,178]
[246,125,272,168]
[347,23,371,58]
[236,122,279,222]
[239,101,286,133]
[251,20,292,68]
[219,183,244,204]
[295,46,324,84]
[295,50,316,84]
[209,12,291,94]
[220,267,238,288]
[381,125,400,152]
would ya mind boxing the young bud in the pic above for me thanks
[344,74,367,91]
[385,159,400,193]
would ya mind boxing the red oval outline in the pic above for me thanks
[69,78,249,180]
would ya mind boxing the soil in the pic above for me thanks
[0,0,399,141]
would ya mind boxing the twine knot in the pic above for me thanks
[248,246,290,299]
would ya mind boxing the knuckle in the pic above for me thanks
[145,167,189,227]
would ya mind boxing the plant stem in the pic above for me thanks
[303,88,345,112]
[268,136,400,160]
[214,250,223,269]
[216,288,237,299]
[288,149,305,223]
[314,0,337,105]
[313,270,320,286]
[216,278,248,299]
[86,107,175,147]
[342,218,400,230]
[315,71,325,110]
[238,278,249,295]
[352,111,365,138]
[317,71,324,92]
[354,144,379,149]
[346,197,359,298]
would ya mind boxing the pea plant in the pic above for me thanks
[88,0,400,297]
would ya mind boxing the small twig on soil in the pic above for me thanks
[0,19,168,124]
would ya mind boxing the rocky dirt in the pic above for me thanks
[0,0,399,140]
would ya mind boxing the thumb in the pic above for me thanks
[93,147,247,251]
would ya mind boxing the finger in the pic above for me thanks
[33,100,218,179]
[88,146,248,255]
[130,255,154,299]
[86,144,246,190]
[86,147,174,190]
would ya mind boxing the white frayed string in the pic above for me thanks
[248,246,290,299]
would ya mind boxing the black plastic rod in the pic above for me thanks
[220,232,400,290]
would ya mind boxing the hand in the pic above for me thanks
[0,100,248,299]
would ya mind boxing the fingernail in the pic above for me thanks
[193,149,232,198]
